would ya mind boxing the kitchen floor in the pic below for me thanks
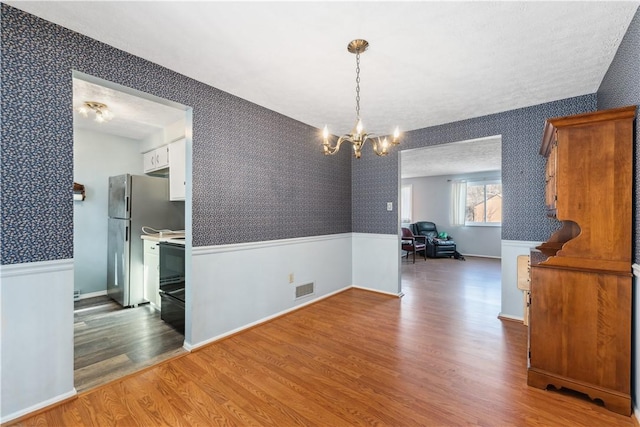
[74,296,186,392]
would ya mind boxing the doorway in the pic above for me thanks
[398,136,503,296]
[72,72,192,391]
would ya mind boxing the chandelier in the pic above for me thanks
[77,101,113,123]
[322,39,400,159]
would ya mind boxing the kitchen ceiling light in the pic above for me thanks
[322,39,400,159]
[77,101,113,123]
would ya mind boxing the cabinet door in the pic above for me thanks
[155,145,170,170]
[169,139,186,201]
[143,150,158,172]
[143,241,160,308]
[143,146,170,173]
[529,266,631,394]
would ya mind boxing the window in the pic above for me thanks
[465,180,502,225]
[401,184,412,224]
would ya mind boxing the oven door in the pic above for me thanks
[159,242,185,288]
[158,242,185,334]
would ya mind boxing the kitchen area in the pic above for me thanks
[72,74,191,391]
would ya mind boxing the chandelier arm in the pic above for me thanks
[370,135,390,157]
[323,135,353,155]
[372,143,386,157]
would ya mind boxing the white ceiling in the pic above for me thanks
[401,136,502,179]
[73,77,186,140]
[7,1,638,174]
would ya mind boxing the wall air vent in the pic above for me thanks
[73,290,81,300]
[295,282,314,299]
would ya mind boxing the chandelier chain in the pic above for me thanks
[355,51,361,119]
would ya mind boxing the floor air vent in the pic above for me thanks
[295,282,314,299]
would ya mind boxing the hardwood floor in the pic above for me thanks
[73,296,186,392]
[12,257,635,426]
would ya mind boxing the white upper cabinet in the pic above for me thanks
[143,145,170,173]
[168,138,186,201]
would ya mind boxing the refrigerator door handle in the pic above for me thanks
[125,226,129,242]
[125,196,130,215]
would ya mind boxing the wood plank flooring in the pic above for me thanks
[74,296,186,392]
[12,257,636,426]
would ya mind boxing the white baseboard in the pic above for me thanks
[0,389,77,424]
[498,312,524,323]
[75,290,108,300]
[351,285,403,298]
[461,253,501,259]
[184,285,352,351]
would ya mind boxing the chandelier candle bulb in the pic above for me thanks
[322,39,401,158]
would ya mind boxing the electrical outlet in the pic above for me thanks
[387,202,393,211]
[288,273,294,284]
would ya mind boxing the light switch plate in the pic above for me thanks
[386,202,393,211]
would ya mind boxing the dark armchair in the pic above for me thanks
[411,221,456,258]
[401,227,427,263]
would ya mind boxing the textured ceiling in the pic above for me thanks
[401,136,502,179]
[8,1,639,136]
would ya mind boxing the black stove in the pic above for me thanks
[159,242,185,334]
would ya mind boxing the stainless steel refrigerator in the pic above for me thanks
[107,174,184,307]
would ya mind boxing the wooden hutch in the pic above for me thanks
[528,105,636,415]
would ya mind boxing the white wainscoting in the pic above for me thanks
[188,233,353,350]
[0,259,76,423]
[352,233,401,296]
[500,240,542,321]
[0,232,396,420]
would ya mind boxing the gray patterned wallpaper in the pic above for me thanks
[2,3,637,265]
[0,4,351,264]
[597,6,640,263]
[352,94,598,240]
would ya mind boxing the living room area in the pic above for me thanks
[400,135,502,263]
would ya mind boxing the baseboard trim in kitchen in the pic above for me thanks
[75,290,108,300]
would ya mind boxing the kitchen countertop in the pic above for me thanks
[141,232,186,245]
